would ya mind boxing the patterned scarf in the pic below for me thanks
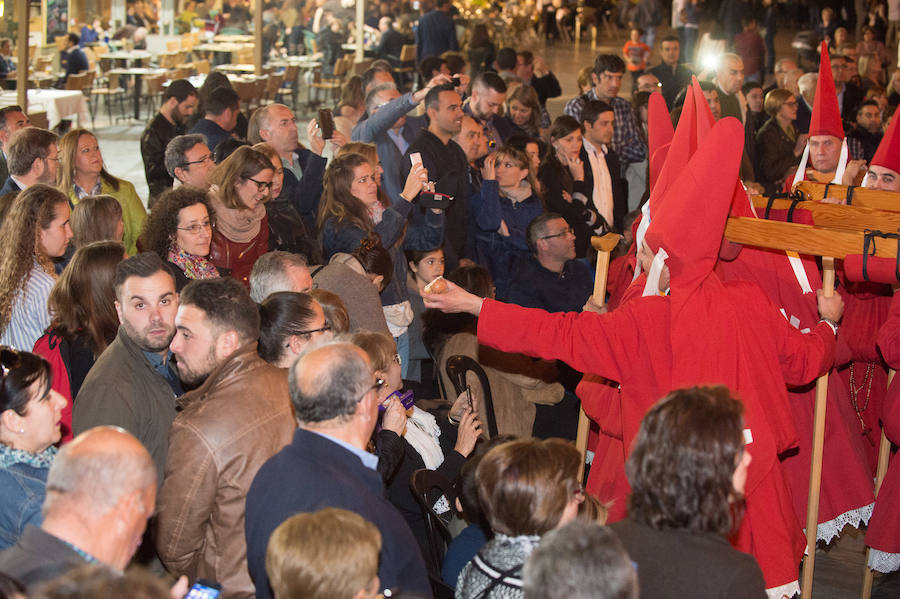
[168,244,220,280]
[0,443,57,469]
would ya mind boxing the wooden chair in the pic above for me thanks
[142,74,166,119]
[264,73,284,105]
[167,39,181,52]
[194,59,211,75]
[395,44,417,90]
[276,64,300,110]
[232,78,260,114]
[353,58,373,76]
[55,35,69,52]
[308,57,348,110]
[410,469,458,575]
[92,72,127,125]
[64,72,88,91]
[445,354,499,438]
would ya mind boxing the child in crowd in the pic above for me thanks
[622,27,651,84]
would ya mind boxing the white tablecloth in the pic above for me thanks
[0,90,89,129]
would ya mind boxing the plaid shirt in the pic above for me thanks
[564,90,647,169]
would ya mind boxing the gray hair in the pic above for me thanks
[248,103,293,145]
[364,83,399,115]
[523,522,638,599]
[288,339,372,425]
[164,134,208,178]
[43,426,156,517]
[798,72,818,94]
[249,251,310,303]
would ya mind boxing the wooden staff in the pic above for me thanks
[801,257,835,599]
[793,181,900,212]
[575,233,621,483]
[861,368,895,599]
[749,196,900,233]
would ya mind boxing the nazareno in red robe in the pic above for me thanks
[475,119,836,594]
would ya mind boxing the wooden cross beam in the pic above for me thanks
[725,217,899,259]
[793,181,900,212]
[750,196,900,233]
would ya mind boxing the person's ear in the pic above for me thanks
[408,260,418,275]
[287,334,307,356]
[173,166,186,182]
[216,329,241,360]
[114,300,124,324]
[31,156,45,177]
[0,409,23,438]
[371,274,384,291]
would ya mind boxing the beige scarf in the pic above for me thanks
[208,185,266,244]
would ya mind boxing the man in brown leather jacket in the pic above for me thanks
[155,277,295,598]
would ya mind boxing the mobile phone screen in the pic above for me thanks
[186,580,222,599]
[317,109,335,140]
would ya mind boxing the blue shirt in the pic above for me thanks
[308,429,378,470]
[142,350,183,395]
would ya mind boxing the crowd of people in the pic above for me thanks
[0,0,900,598]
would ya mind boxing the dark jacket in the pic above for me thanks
[415,9,458,62]
[648,62,692,109]
[60,47,89,79]
[610,518,767,599]
[528,72,562,107]
[188,118,233,153]
[245,427,432,599]
[506,254,593,313]
[402,130,470,265]
[282,148,327,233]
[538,158,594,259]
[0,176,21,196]
[377,29,413,62]
[266,196,321,263]
[156,345,294,599]
[73,328,180,483]
[754,117,800,196]
[141,113,182,200]
[0,525,89,591]
[579,143,628,233]
[840,83,865,124]
[795,98,812,134]
[0,153,8,185]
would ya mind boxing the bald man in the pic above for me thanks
[0,427,157,590]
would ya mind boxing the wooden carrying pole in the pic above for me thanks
[860,368,895,599]
[800,257,835,599]
[750,196,900,233]
[793,181,900,213]
[575,233,621,483]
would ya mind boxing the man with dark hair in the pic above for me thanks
[565,54,646,172]
[141,79,199,199]
[698,80,722,120]
[418,56,449,83]
[401,83,470,269]
[74,253,182,481]
[157,277,294,597]
[59,33,89,83]
[0,127,58,194]
[245,340,431,599]
[515,51,561,109]
[648,34,691,109]
[187,86,240,152]
[0,105,30,183]
[0,38,16,79]
[164,133,215,190]
[830,53,865,123]
[508,212,592,313]
[466,72,514,147]
[846,99,883,163]
[415,0,458,63]
[578,100,627,233]
[494,47,519,82]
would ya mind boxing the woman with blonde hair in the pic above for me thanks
[57,129,146,255]
[320,145,438,375]
[207,145,274,286]
[0,185,72,351]
[70,194,124,249]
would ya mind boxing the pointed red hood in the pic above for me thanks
[871,105,900,174]
[648,91,674,191]
[809,43,844,140]
[644,117,746,295]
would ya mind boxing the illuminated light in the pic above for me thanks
[700,52,721,72]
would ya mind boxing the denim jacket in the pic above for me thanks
[0,445,56,550]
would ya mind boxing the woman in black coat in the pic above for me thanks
[755,88,804,195]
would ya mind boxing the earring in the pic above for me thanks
[19,428,24,433]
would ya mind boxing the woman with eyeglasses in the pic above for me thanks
[258,291,333,368]
[755,89,805,196]
[352,330,481,567]
[608,386,765,599]
[455,438,584,598]
[57,129,147,256]
[32,241,124,443]
[0,185,73,352]
[319,147,437,377]
[0,347,67,550]
[207,146,274,287]
[140,186,219,292]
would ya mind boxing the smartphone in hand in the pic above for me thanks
[186,579,222,599]
[317,109,335,140]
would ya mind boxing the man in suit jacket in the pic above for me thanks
[415,0,458,63]
[831,53,865,124]
[245,341,431,599]
[579,100,628,233]
[0,127,59,195]
[352,74,447,202]
[0,105,30,185]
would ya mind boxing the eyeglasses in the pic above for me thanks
[177,220,213,234]
[297,324,331,336]
[246,176,273,192]
[360,376,386,402]
[783,100,798,107]
[182,154,214,167]
[540,226,574,240]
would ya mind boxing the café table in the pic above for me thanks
[108,67,169,120]
[0,89,88,129]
